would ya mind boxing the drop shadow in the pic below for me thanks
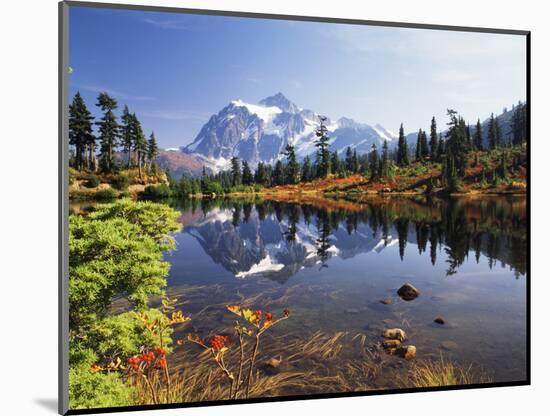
[34,398,58,413]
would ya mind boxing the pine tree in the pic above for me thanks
[488,113,499,150]
[230,156,242,186]
[282,144,300,184]
[241,161,254,185]
[380,140,390,178]
[132,114,147,177]
[254,162,269,186]
[445,109,469,176]
[352,149,359,173]
[437,133,445,161]
[474,118,483,150]
[397,123,409,166]
[147,131,159,172]
[512,102,527,145]
[331,151,341,176]
[273,160,285,185]
[415,129,423,162]
[429,116,438,159]
[69,92,95,170]
[95,92,120,172]
[369,143,380,181]
[345,146,354,173]
[120,105,134,167]
[314,116,331,177]
[301,155,313,182]
[465,124,472,149]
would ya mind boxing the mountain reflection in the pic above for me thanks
[177,196,527,282]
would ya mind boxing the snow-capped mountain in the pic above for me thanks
[182,92,397,169]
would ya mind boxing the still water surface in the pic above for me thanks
[162,196,526,387]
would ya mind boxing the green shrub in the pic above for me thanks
[94,188,118,200]
[111,174,130,191]
[85,174,101,188]
[141,184,172,200]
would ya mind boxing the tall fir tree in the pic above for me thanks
[69,92,95,170]
[241,161,254,185]
[273,160,285,185]
[254,162,269,186]
[230,156,242,186]
[147,131,159,171]
[314,116,331,177]
[397,123,409,166]
[301,155,313,182]
[488,113,499,150]
[95,92,120,172]
[282,144,300,184]
[369,143,380,181]
[379,140,390,178]
[120,105,134,167]
[132,114,148,177]
[445,109,469,176]
[429,116,438,159]
[474,118,483,150]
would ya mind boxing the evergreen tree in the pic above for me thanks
[132,114,148,177]
[230,156,242,186]
[511,101,527,145]
[120,105,134,167]
[415,129,423,162]
[314,116,331,177]
[301,155,313,182]
[273,160,285,185]
[147,131,159,171]
[241,161,254,185]
[69,92,95,170]
[437,133,445,161]
[397,123,409,166]
[379,140,390,178]
[331,151,341,176]
[345,146,354,173]
[429,116,438,159]
[473,118,483,150]
[488,113,499,150]
[369,143,380,181]
[465,124,472,149]
[445,109,469,177]
[282,144,300,184]
[352,149,359,173]
[254,162,269,186]
[95,92,120,172]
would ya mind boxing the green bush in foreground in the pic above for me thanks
[141,184,172,200]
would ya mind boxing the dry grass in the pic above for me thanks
[404,355,492,388]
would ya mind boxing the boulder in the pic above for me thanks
[397,283,420,301]
[396,345,416,360]
[434,316,446,325]
[382,328,407,342]
[382,339,401,349]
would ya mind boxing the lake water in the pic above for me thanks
[159,195,527,391]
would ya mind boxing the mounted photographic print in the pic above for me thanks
[59,1,530,414]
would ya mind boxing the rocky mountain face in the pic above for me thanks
[181,92,397,169]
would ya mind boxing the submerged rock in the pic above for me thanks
[382,328,407,342]
[380,298,393,305]
[439,340,458,351]
[397,283,420,301]
[264,356,283,369]
[434,316,446,325]
[382,339,401,349]
[396,345,417,360]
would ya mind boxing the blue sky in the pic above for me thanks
[69,6,527,148]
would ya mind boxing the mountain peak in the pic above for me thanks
[259,92,299,114]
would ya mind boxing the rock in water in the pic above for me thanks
[396,345,416,360]
[397,283,420,301]
[380,298,393,305]
[265,356,283,368]
[434,316,446,325]
[382,328,407,342]
[382,339,401,349]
